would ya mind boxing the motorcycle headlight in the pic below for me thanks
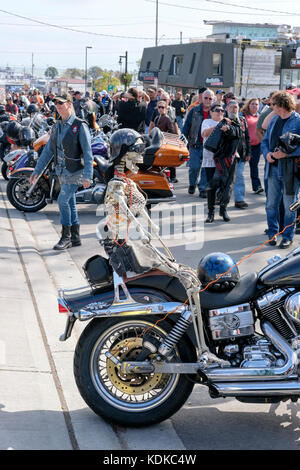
[285,292,300,324]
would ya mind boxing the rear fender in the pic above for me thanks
[59,286,197,348]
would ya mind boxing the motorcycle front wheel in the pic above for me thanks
[1,162,9,180]
[74,316,195,427]
[6,176,47,212]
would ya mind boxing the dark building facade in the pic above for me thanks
[139,42,234,92]
[280,44,300,89]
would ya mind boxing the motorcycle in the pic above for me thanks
[57,195,300,427]
[6,128,189,212]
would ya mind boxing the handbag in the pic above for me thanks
[204,120,225,153]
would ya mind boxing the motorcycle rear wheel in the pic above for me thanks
[6,176,47,212]
[74,316,195,427]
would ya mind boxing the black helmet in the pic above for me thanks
[109,128,145,162]
[197,252,240,292]
[6,121,22,141]
[27,103,39,114]
[0,105,5,114]
[19,126,36,146]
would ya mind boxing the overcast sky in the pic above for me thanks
[0,0,300,76]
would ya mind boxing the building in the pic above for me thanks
[204,21,288,41]
[280,43,300,89]
[139,42,234,94]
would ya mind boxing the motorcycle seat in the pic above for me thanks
[143,128,164,166]
[127,271,259,310]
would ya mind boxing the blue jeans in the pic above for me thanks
[188,145,207,192]
[249,144,262,191]
[266,165,300,240]
[57,183,79,226]
[234,160,245,202]
[176,115,184,131]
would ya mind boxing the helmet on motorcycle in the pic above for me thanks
[109,128,145,163]
[19,126,36,146]
[197,252,240,292]
[27,103,39,115]
[6,121,22,142]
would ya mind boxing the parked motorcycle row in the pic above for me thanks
[2,104,300,429]
[0,108,189,212]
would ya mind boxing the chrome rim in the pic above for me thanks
[12,178,45,208]
[90,320,180,412]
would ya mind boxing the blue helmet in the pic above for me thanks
[197,252,240,291]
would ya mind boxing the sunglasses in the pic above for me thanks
[158,105,166,109]
[270,102,277,106]
[54,100,65,106]
[204,97,213,100]
[212,108,224,113]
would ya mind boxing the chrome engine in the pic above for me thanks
[208,303,254,340]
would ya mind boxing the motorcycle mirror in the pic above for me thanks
[289,198,300,212]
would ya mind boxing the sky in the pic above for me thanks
[0,0,300,77]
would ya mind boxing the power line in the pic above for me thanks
[204,0,298,16]
[145,0,300,16]
[0,8,189,40]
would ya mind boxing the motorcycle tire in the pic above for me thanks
[74,315,195,427]
[1,162,9,180]
[6,176,47,212]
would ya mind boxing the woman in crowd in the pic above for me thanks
[242,98,263,194]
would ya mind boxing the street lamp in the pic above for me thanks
[85,46,92,94]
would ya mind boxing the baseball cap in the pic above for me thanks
[224,92,236,100]
[53,92,72,103]
[286,82,296,90]
[216,89,225,94]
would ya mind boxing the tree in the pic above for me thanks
[95,71,120,93]
[88,66,103,80]
[44,66,59,79]
[62,68,85,79]
[120,72,133,90]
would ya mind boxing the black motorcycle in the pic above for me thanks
[57,194,300,427]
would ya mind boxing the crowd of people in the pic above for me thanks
[1,81,300,250]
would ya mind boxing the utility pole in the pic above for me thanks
[85,46,92,94]
[119,51,128,88]
[31,53,34,80]
[180,31,183,44]
[155,0,158,46]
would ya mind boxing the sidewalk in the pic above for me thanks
[0,180,185,450]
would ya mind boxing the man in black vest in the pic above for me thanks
[30,93,93,250]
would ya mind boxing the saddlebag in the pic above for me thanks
[82,254,113,288]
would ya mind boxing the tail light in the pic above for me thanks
[164,170,170,178]
[58,299,70,314]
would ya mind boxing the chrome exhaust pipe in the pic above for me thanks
[212,380,300,397]
[206,322,298,382]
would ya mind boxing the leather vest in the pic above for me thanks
[188,104,205,147]
[51,117,84,173]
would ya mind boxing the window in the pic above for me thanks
[189,53,196,74]
[159,54,164,71]
[146,61,151,71]
[169,55,184,75]
[212,53,223,75]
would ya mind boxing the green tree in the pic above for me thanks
[95,71,120,93]
[44,66,59,79]
[120,72,133,90]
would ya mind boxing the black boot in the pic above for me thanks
[53,225,72,250]
[205,211,214,223]
[206,189,215,223]
[70,224,81,246]
[219,205,230,222]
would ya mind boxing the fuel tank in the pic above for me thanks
[259,250,300,287]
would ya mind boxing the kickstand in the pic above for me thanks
[113,271,135,304]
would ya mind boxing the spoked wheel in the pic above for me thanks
[74,316,195,427]
[6,176,47,212]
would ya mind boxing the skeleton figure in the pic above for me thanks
[98,128,228,366]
